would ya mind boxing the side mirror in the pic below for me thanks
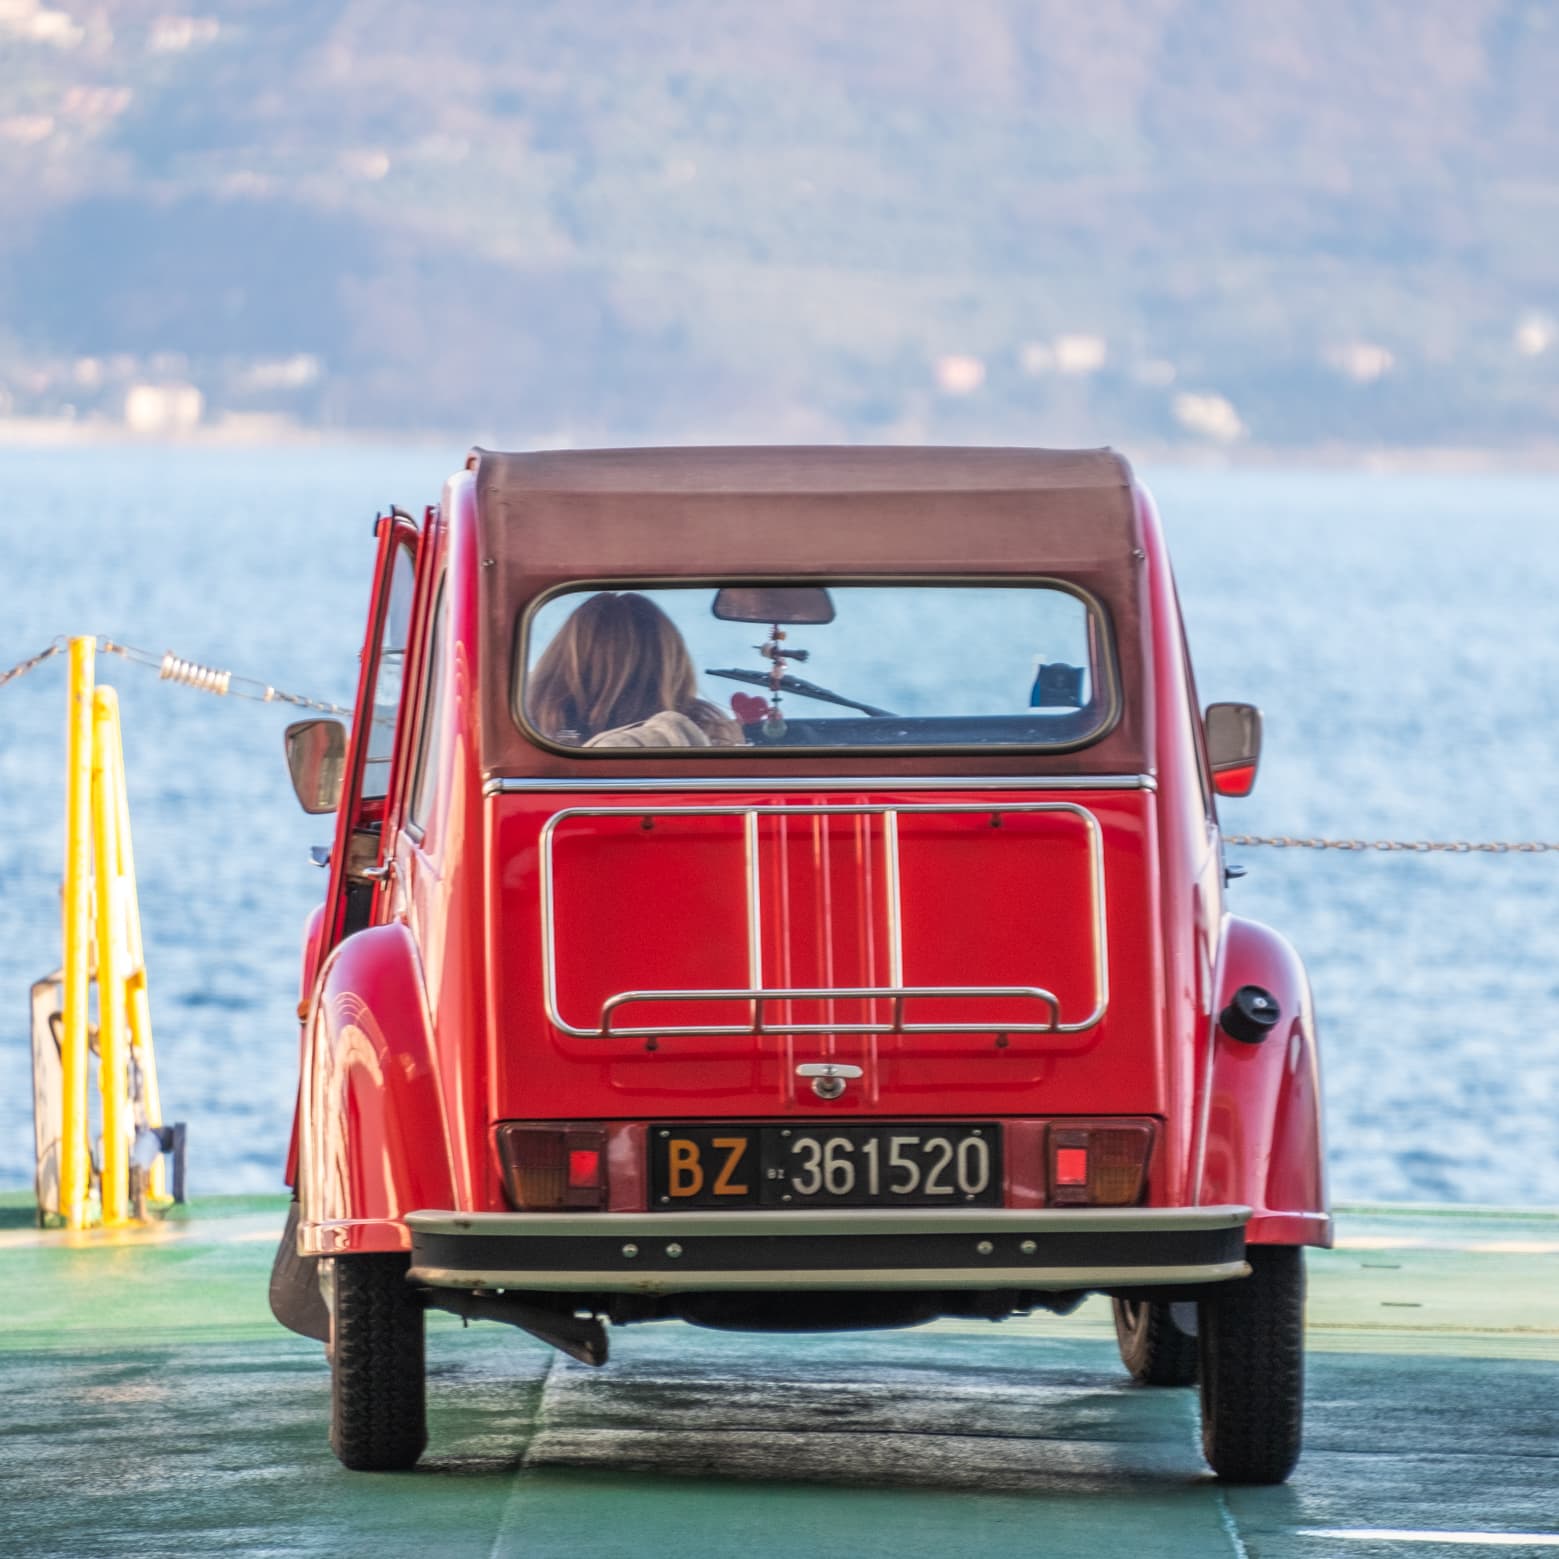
[285,718,346,814]
[712,585,836,624]
[1205,703,1262,798]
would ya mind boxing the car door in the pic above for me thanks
[319,511,421,953]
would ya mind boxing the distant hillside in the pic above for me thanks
[2,0,1558,449]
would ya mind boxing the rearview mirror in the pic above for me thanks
[1204,703,1262,798]
[285,718,346,814]
[712,585,836,624]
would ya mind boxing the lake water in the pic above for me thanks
[2,445,1556,1207]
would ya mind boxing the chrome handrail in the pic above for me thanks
[600,984,1063,1035]
[538,802,1108,1040]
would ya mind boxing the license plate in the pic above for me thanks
[649,1124,1002,1209]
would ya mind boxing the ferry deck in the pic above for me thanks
[3,1196,1555,1557]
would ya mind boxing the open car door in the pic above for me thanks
[320,510,421,955]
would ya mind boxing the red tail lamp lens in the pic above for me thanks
[497,1124,607,1210]
[1047,1122,1153,1206]
[1212,763,1257,798]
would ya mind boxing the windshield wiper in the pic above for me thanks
[704,667,896,719]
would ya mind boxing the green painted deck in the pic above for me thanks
[2,1197,1555,1558]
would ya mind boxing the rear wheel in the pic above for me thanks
[1198,1245,1305,1484]
[1112,1298,1198,1385]
[328,1253,427,1471]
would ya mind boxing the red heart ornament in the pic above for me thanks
[730,692,772,723]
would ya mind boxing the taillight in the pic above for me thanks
[1046,1122,1153,1206]
[496,1124,608,1210]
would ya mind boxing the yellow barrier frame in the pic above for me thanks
[57,635,168,1229]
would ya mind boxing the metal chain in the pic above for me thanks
[0,635,348,716]
[98,640,350,716]
[3,639,1556,847]
[1227,834,1559,854]
[0,638,66,689]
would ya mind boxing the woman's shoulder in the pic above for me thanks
[584,709,714,748]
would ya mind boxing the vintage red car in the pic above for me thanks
[271,445,1329,1483]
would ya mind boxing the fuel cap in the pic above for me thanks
[1220,984,1282,1044]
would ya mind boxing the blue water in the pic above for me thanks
[1,446,1556,1206]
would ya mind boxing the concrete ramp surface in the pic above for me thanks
[1,1197,1554,1557]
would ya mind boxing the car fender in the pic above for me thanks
[299,899,329,1007]
[1195,914,1331,1247]
[283,901,329,1190]
[296,922,456,1255]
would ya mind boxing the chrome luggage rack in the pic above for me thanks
[539,802,1108,1040]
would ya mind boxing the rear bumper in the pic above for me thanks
[405,1205,1252,1295]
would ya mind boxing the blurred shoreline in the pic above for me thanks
[4,415,1559,474]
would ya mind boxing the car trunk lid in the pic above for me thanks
[488,785,1164,1122]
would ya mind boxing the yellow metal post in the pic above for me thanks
[104,689,166,1202]
[60,636,96,1230]
[91,687,132,1226]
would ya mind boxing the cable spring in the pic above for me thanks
[158,653,231,696]
[0,634,348,716]
[99,639,349,716]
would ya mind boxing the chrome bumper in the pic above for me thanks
[405,1205,1251,1295]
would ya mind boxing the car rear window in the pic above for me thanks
[516,582,1118,753]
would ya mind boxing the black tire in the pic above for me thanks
[1198,1245,1305,1484]
[328,1253,427,1471]
[1112,1297,1199,1385]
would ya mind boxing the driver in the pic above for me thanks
[529,591,744,748]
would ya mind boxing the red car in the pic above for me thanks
[271,446,1329,1483]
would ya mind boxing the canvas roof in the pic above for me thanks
[471,445,1153,778]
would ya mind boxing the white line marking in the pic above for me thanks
[1214,1488,1251,1559]
[1336,1236,1559,1254]
[1301,1531,1559,1547]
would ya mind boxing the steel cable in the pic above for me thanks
[0,638,66,689]
[4,641,1557,850]
[0,635,348,716]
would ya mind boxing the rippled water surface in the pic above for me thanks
[2,446,1556,1205]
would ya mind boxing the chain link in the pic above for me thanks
[0,635,348,716]
[3,638,1556,848]
[0,638,66,690]
[1226,834,1559,854]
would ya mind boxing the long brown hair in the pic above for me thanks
[528,591,739,743]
